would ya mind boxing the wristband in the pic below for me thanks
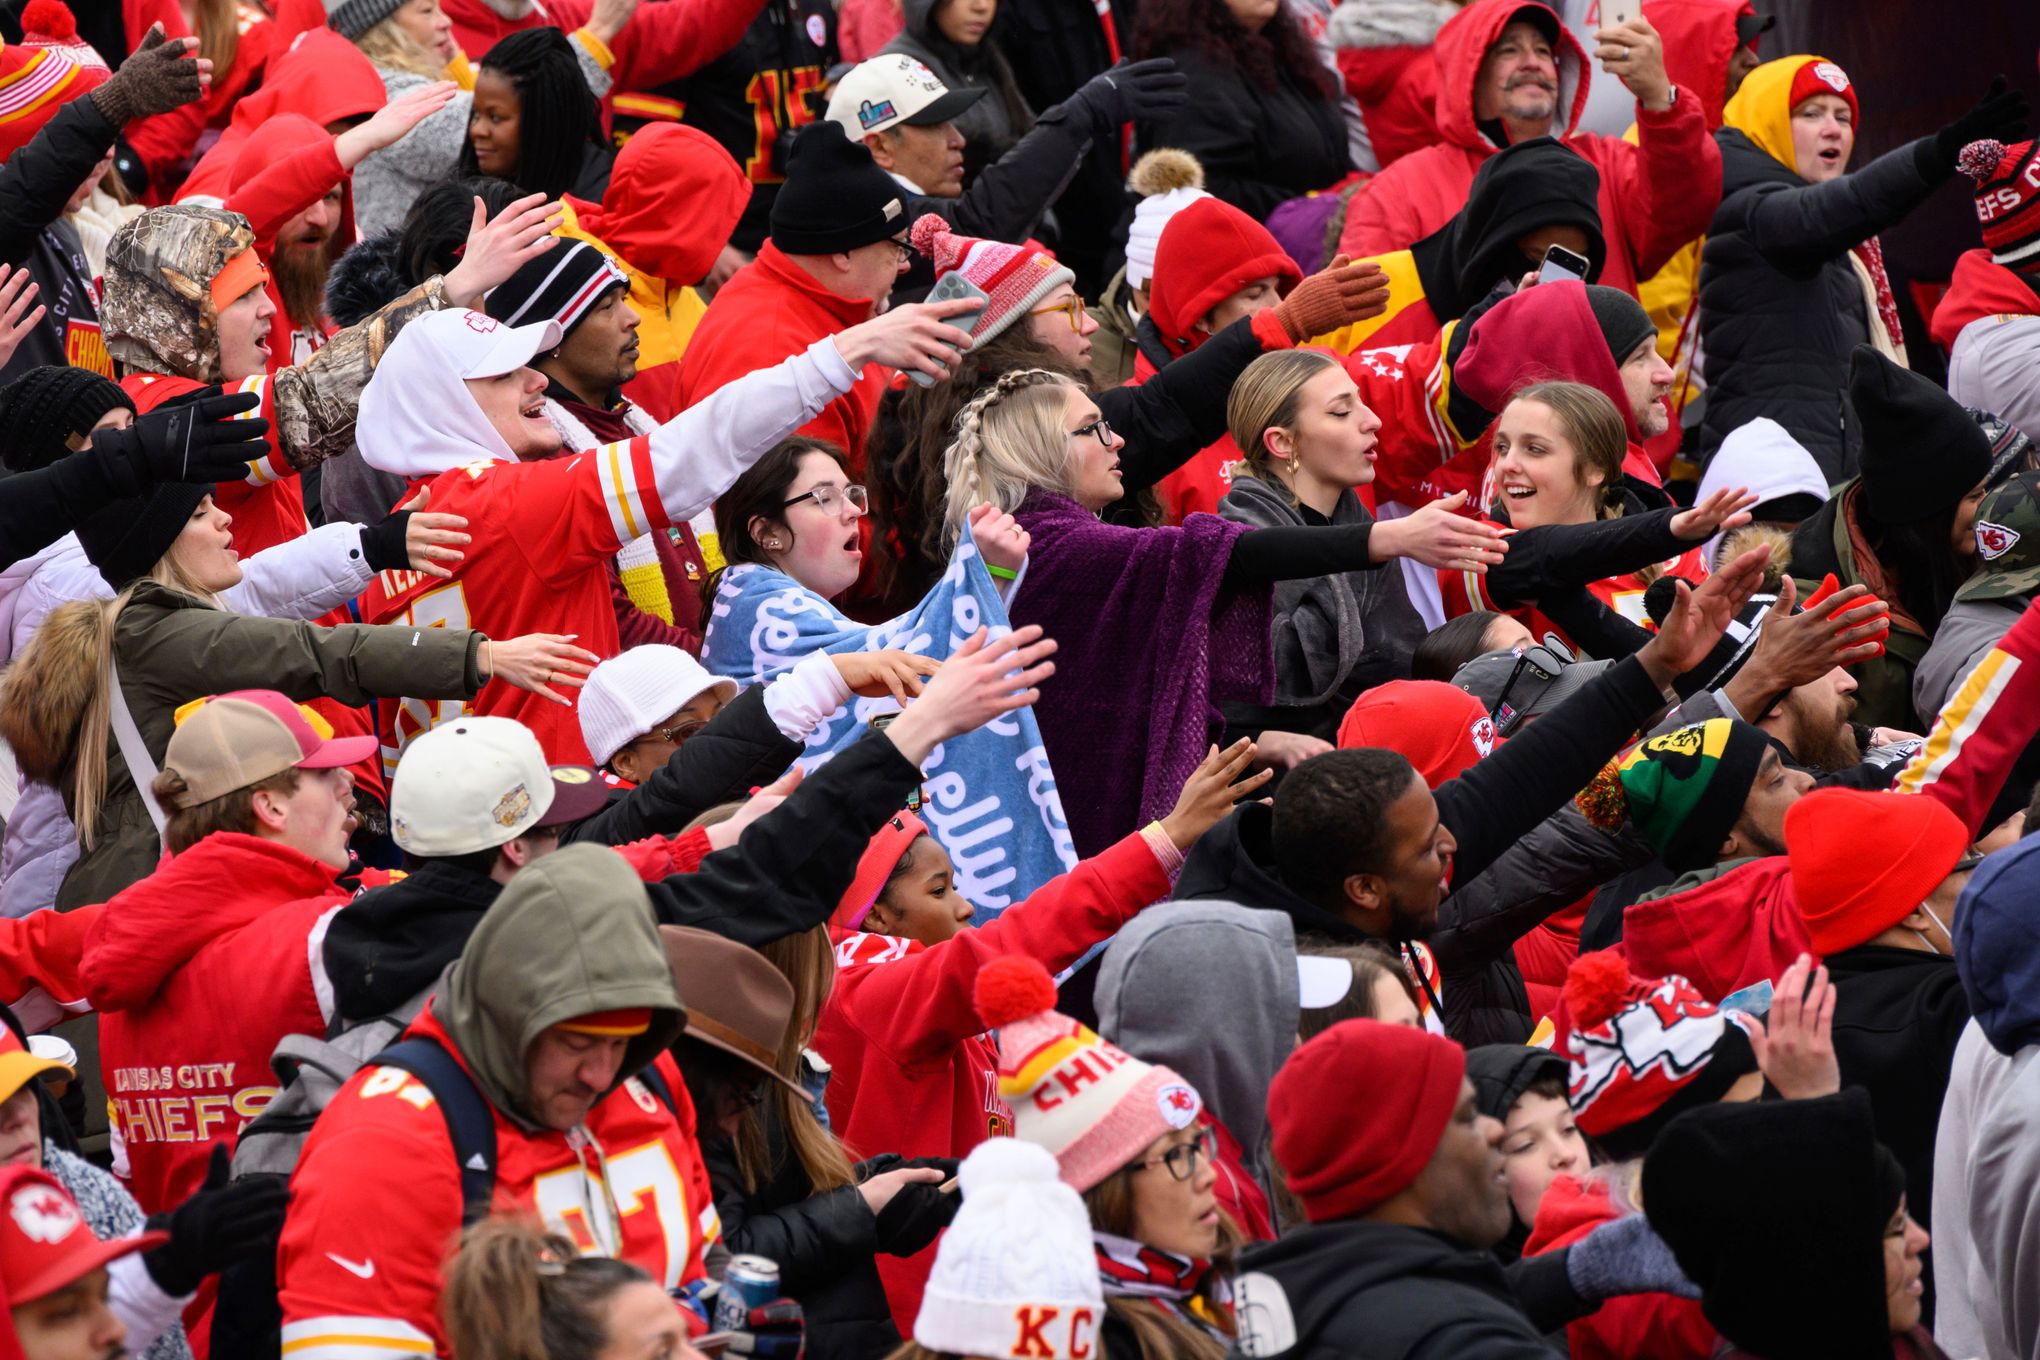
[986,564,1019,581]
[1140,821,1185,878]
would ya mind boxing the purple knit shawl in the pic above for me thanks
[1009,490,1273,858]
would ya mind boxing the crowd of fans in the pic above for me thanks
[0,0,2033,1354]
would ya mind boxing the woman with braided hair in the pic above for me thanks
[941,368,1508,858]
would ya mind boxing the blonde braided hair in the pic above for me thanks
[940,368,1080,547]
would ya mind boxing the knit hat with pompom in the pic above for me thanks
[913,1138,1104,1359]
[973,955,1203,1192]
[1124,149,1209,292]
[909,214,1074,353]
[1960,137,2040,267]
[1558,951,1759,1161]
[0,0,110,162]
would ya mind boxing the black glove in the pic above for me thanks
[93,387,270,495]
[725,1297,805,1358]
[850,1153,903,1181]
[1066,58,1190,139]
[143,1148,290,1298]
[874,1171,962,1257]
[90,24,206,125]
[1927,76,2032,178]
[357,511,415,573]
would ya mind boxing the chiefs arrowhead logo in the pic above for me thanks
[10,1186,79,1244]
[1977,521,2020,561]
[1155,1083,1201,1129]
[1469,715,1497,756]
[1812,61,1850,93]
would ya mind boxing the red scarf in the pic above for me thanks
[1093,1231,1233,1339]
[1853,236,1906,352]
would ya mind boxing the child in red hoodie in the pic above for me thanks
[812,739,1266,1334]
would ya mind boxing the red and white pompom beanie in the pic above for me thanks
[909,213,1075,352]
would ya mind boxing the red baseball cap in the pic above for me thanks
[162,690,379,807]
[0,1166,163,1306]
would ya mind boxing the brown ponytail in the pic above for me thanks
[442,1218,649,1360]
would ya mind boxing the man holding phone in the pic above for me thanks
[1337,0,1719,299]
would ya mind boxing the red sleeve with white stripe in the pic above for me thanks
[1896,602,2040,834]
[222,374,294,489]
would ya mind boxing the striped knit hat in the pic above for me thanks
[0,0,109,162]
[909,213,1073,352]
[974,956,1203,1192]
[1960,138,2040,268]
[485,237,628,336]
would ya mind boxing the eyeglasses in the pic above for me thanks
[1488,640,1575,736]
[1029,294,1089,331]
[639,716,712,750]
[1128,1126,1215,1182]
[781,483,869,516]
[1068,416,1114,445]
[884,237,913,264]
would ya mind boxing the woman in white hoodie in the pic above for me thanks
[1693,415,1830,570]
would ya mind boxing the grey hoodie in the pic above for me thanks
[1095,901,1300,1174]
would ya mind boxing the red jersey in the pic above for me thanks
[358,441,674,768]
[279,1008,717,1359]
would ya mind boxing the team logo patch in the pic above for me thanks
[10,1185,79,1244]
[1812,61,1849,93]
[550,766,593,784]
[1469,714,1497,756]
[857,98,897,130]
[805,13,826,46]
[1977,520,2021,560]
[1155,1082,1200,1128]
[492,783,532,827]
[463,313,500,334]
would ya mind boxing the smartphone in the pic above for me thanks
[1602,0,1639,28]
[867,714,927,811]
[1537,244,1592,285]
[909,271,990,387]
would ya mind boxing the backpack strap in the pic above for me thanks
[372,1037,498,1226]
[106,663,167,835]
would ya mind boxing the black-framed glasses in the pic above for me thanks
[782,483,869,516]
[1069,416,1114,445]
[1128,1126,1215,1182]
[884,236,913,264]
[1489,640,1575,735]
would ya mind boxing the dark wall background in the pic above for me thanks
[1759,1,2040,375]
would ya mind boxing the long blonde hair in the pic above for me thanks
[1225,349,1341,496]
[940,368,1080,547]
[734,926,857,1195]
[356,11,449,80]
[191,0,240,83]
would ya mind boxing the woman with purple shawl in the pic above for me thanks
[941,368,1511,857]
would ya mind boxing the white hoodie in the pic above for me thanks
[1696,417,1832,568]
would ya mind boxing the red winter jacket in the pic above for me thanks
[278,1006,715,1359]
[174,31,388,206]
[1625,601,2040,1000]
[440,0,764,99]
[1525,1173,1716,1360]
[812,832,1173,1335]
[0,905,100,1033]
[223,113,351,370]
[120,0,275,194]
[1337,0,1719,297]
[1338,42,1440,170]
[678,243,886,473]
[1930,249,2040,351]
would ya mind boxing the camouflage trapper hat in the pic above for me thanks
[102,205,256,381]
[1958,471,2040,605]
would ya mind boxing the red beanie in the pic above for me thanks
[1336,681,1500,788]
[1960,138,2040,268]
[832,809,929,932]
[1145,197,1302,359]
[1268,1019,1465,1223]
[1786,788,1969,955]
[1785,58,1859,130]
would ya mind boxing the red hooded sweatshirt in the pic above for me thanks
[1339,43,1440,171]
[1646,0,1755,134]
[812,831,1173,1336]
[1930,248,2040,351]
[1525,1174,1717,1360]
[564,124,751,423]
[173,31,388,207]
[222,112,354,371]
[439,0,763,103]
[1626,600,2040,1002]
[121,0,276,194]
[1135,198,1303,522]
[1337,0,1719,297]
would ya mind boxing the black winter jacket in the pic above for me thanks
[562,685,801,847]
[0,442,147,572]
[1231,1221,1561,1358]
[323,860,502,1027]
[1135,48,1346,221]
[1696,128,1942,479]
[0,97,120,386]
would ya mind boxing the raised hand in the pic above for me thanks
[1160,738,1274,850]
[444,192,565,307]
[1371,491,1510,572]
[1270,255,1393,341]
[396,485,471,580]
[835,297,979,381]
[833,649,940,703]
[91,24,206,124]
[1637,542,1771,688]
[705,765,804,849]
[1592,13,1672,111]
[94,387,270,492]
[480,632,601,705]
[0,267,45,374]
[967,502,1030,576]
[337,80,461,168]
[1669,485,1759,542]
[1747,954,1840,1100]
[883,624,1057,762]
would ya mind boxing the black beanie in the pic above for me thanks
[484,237,627,335]
[0,367,135,475]
[1644,1089,1906,1360]
[1585,285,1656,367]
[1850,346,1993,526]
[769,122,908,256]
[75,481,211,591]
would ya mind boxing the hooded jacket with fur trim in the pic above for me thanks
[1337,0,1718,297]
[1329,0,1448,171]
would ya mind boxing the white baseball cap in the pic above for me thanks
[826,54,986,141]
[579,645,739,767]
[390,716,610,856]
[409,307,564,380]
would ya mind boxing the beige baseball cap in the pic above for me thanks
[162,690,379,809]
[389,716,610,856]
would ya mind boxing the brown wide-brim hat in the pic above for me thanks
[658,925,813,1103]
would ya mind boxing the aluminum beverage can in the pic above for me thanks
[714,1255,781,1332]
